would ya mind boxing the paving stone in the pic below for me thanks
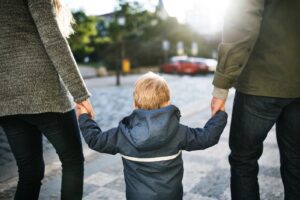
[183,193,217,200]
[103,176,126,193]
[190,168,230,199]
[85,171,119,188]
[220,187,232,200]
[84,187,126,200]
[182,162,214,192]
[83,183,100,197]
[259,165,281,179]
[259,175,284,200]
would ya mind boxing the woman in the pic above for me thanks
[0,0,94,199]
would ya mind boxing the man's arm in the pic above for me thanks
[211,0,265,115]
[181,111,227,151]
[79,114,119,154]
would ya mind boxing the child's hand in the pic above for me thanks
[76,104,89,118]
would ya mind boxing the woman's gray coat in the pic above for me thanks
[0,0,90,117]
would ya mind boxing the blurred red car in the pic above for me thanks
[189,57,217,72]
[161,56,209,75]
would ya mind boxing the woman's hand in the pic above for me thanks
[76,99,95,119]
[76,104,88,118]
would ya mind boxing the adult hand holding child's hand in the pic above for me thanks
[76,99,95,119]
[211,97,226,117]
[76,104,88,118]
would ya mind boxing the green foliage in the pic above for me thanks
[68,1,220,68]
[68,11,110,62]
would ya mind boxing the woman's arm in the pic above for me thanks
[27,0,90,103]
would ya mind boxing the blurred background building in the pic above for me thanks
[156,0,168,20]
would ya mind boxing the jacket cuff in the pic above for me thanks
[212,87,229,100]
[79,113,90,124]
[74,93,91,103]
[215,110,228,117]
[212,71,234,89]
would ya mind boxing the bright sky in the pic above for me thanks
[63,0,229,33]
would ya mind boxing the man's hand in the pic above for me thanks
[76,99,95,119]
[211,97,226,117]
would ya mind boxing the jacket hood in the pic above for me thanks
[119,105,181,151]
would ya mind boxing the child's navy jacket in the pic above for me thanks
[79,105,227,200]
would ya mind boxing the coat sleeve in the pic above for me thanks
[213,0,265,89]
[181,111,228,151]
[79,114,119,154]
[27,0,90,103]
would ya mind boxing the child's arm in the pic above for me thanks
[78,114,119,155]
[181,111,228,151]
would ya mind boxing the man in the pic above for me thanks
[211,0,300,199]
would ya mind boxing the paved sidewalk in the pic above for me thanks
[0,74,284,200]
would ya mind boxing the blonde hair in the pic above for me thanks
[53,0,75,38]
[134,72,170,110]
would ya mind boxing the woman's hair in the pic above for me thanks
[53,0,75,38]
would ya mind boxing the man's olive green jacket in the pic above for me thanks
[213,0,300,99]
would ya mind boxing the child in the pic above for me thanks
[77,72,227,200]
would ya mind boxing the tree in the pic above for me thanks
[68,11,110,62]
[68,1,221,68]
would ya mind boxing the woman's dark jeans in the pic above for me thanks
[229,92,300,200]
[0,110,84,200]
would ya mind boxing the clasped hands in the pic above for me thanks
[76,99,95,119]
[211,97,226,117]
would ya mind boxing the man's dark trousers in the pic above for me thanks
[229,91,300,200]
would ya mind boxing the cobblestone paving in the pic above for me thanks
[0,74,284,200]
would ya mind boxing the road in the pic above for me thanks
[0,74,284,200]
